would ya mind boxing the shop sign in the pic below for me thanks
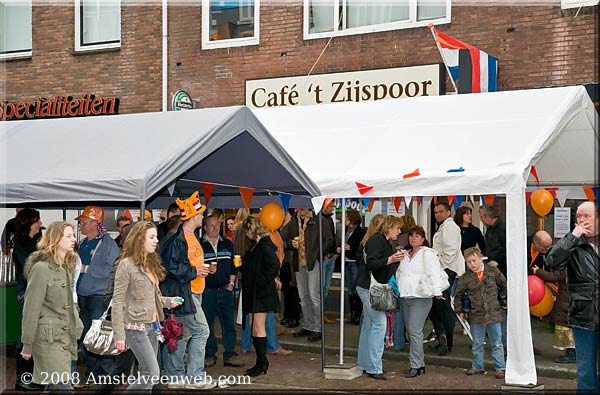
[172,90,194,111]
[245,64,444,108]
[1,95,119,121]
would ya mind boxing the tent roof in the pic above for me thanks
[254,86,598,199]
[1,106,319,208]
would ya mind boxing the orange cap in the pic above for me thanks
[75,206,104,223]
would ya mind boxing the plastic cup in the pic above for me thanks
[233,255,241,268]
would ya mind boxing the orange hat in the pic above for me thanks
[75,206,104,223]
[176,191,206,221]
[138,210,152,221]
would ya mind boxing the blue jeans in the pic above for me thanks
[202,288,237,361]
[501,309,507,349]
[471,322,505,371]
[163,294,209,381]
[572,326,600,392]
[322,258,335,302]
[78,294,113,378]
[356,286,386,375]
[392,305,406,350]
[125,324,159,391]
[344,261,358,297]
[241,311,280,353]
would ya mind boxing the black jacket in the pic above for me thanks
[484,219,506,276]
[546,233,599,330]
[285,214,334,272]
[241,237,280,314]
[13,234,40,298]
[159,228,198,316]
[355,234,398,289]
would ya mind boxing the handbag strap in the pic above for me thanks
[100,299,112,320]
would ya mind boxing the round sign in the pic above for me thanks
[172,90,194,111]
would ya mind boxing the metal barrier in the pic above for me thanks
[0,250,16,285]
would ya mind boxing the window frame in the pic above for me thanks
[303,0,451,40]
[202,0,260,50]
[74,0,121,53]
[0,0,32,60]
[560,0,599,9]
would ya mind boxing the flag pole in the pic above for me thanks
[428,24,459,94]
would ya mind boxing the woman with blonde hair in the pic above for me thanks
[240,217,281,377]
[21,222,83,390]
[112,221,182,391]
[354,215,404,380]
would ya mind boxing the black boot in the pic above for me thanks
[555,348,576,363]
[245,337,268,377]
[15,350,43,391]
[353,294,363,325]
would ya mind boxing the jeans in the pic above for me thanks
[163,294,209,380]
[322,257,335,302]
[501,309,507,349]
[356,286,386,375]
[125,324,159,391]
[202,288,237,361]
[392,305,406,350]
[241,311,281,353]
[296,261,322,333]
[572,326,600,392]
[471,322,505,371]
[78,294,113,378]
[344,261,358,297]
[402,297,433,369]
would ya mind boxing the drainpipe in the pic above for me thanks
[162,0,168,112]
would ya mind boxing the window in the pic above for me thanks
[561,0,599,9]
[0,0,32,59]
[75,0,120,52]
[202,0,260,49]
[304,0,450,40]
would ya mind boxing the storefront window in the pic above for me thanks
[305,0,450,39]
[75,0,121,51]
[203,0,260,49]
[0,0,32,59]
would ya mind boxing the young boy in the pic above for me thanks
[455,247,507,379]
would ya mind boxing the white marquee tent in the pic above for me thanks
[253,85,598,386]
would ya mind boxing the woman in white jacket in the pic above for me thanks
[396,226,449,378]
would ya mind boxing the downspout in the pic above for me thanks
[162,0,168,112]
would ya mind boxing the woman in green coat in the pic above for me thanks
[21,222,83,390]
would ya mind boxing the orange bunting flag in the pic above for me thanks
[483,194,495,205]
[583,186,595,201]
[433,196,438,205]
[392,197,402,213]
[530,165,540,187]
[239,187,255,209]
[402,168,420,179]
[447,195,456,207]
[200,182,215,205]
[355,181,374,195]
[368,198,376,212]
[526,191,532,206]
[323,198,334,209]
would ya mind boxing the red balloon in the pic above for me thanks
[530,286,554,318]
[528,275,545,306]
[259,203,285,231]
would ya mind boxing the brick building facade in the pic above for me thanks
[1,2,598,116]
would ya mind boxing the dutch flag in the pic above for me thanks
[430,25,498,94]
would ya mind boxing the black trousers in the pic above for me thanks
[429,269,457,350]
[280,260,301,321]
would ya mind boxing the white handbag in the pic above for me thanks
[82,300,124,356]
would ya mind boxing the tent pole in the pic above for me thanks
[140,202,146,222]
[318,209,325,371]
[338,199,346,365]
[62,207,66,221]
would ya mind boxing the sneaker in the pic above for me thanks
[205,356,217,368]
[495,370,505,379]
[272,347,293,356]
[465,368,486,375]
[423,330,436,343]
[224,356,245,367]
[185,381,218,389]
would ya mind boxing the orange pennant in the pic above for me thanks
[525,191,532,206]
[368,198,376,212]
[355,181,374,195]
[583,186,595,201]
[323,198,334,209]
[447,195,456,207]
[402,168,420,179]
[483,194,495,205]
[530,165,540,187]
[239,187,255,209]
[392,197,402,213]
[433,196,438,205]
[200,182,215,205]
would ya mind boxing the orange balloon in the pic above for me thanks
[529,286,554,318]
[531,189,554,217]
[259,203,285,231]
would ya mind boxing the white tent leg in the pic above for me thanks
[505,189,537,385]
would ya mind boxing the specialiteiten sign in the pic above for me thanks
[245,64,444,108]
[1,94,119,121]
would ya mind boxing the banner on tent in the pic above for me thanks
[245,64,444,108]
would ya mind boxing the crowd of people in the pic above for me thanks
[2,198,598,391]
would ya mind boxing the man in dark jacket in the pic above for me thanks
[546,201,599,392]
[160,192,215,389]
[285,208,334,342]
